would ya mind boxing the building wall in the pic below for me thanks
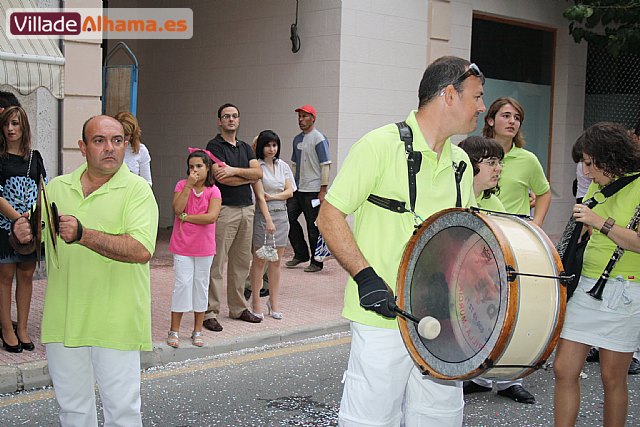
[61,0,103,173]
[108,0,341,226]
[337,0,429,167]
[106,0,586,235]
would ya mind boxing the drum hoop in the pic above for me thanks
[397,208,515,379]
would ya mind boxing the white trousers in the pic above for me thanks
[46,343,142,427]
[339,322,464,427]
[172,254,214,312]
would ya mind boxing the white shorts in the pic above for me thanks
[339,322,463,427]
[172,254,214,312]
[561,275,640,352]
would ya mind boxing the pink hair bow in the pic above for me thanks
[188,147,224,167]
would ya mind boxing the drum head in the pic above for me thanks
[398,209,513,379]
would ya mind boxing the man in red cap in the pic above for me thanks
[286,104,331,273]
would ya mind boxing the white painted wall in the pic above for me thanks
[110,0,341,226]
[337,0,430,170]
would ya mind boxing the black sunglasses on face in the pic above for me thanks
[452,63,485,87]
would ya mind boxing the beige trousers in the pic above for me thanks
[206,205,254,319]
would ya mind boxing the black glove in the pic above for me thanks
[354,267,397,318]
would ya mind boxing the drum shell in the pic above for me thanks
[397,208,566,381]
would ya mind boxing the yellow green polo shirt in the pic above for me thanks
[498,145,550,215]
[325,111,475,329]
[476,193,505,211]
[41,163,159,350]
[582,177,640,282]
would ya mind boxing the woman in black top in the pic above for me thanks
[0,106,46,353]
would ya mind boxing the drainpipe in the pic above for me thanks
[57,0,64,175]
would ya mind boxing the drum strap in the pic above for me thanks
[366,121,466,225]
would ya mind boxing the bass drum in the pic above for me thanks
[397,208,566,380]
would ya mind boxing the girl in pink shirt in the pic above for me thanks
[168,149,222,347]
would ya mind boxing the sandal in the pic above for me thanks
[192,331,204,347]
[167,331,179,348]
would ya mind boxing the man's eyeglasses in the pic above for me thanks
[452,63,485,87]
[479,158,504,168]
[221,113,239,120]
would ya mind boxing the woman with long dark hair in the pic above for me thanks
[0,106,46,353]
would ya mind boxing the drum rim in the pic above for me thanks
[397,208,517,379]
[397,208,566,380]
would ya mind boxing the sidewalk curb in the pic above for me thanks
[142,319,350,368]
[0,319,350,394]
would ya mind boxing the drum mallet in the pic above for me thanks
[392,304,441,340]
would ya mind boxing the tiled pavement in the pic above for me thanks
[0,228,349,393]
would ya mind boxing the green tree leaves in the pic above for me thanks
[564,0,640,56]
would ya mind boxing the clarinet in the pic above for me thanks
[587,203,640,300]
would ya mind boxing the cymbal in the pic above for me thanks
[40,176,58,265]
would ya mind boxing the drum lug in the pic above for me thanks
[480,358,547,370]
[481,358,495,369]
[506,265,570,283]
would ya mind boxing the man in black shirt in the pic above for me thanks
[203,103,263,332]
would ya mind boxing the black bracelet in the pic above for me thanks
[70,217,83,243]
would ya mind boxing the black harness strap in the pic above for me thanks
[453,160,467,208]
[366,122,419,215]
[366,121,466,219]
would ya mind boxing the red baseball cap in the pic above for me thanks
[295,104,317,118]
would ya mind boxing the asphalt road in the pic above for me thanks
[0,333,639,426]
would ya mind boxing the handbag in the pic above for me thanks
[9,150,38,255]
[556,173,640,299]
[256,233,278,262]
[314,232,331,262]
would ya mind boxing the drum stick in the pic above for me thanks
[394,306,441,340]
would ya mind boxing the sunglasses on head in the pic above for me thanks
[452,63,485,87]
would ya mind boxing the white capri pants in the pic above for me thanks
[46,343,142,427]
[339,322,464,427]
[172,254,214,312]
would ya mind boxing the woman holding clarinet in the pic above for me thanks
[554,122,640,427]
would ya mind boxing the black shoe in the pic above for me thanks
[18,340,34,351]
[463,381,492,395]
[629,357,640,375]
[203,318,223,332]
[497,385,535,404]
[244,288,252,300]
[259,288,270,297]
[586,347,600,362]
[1,333,22,353]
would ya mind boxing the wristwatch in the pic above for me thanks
[179,212,187,222]
[600,217,615,236]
